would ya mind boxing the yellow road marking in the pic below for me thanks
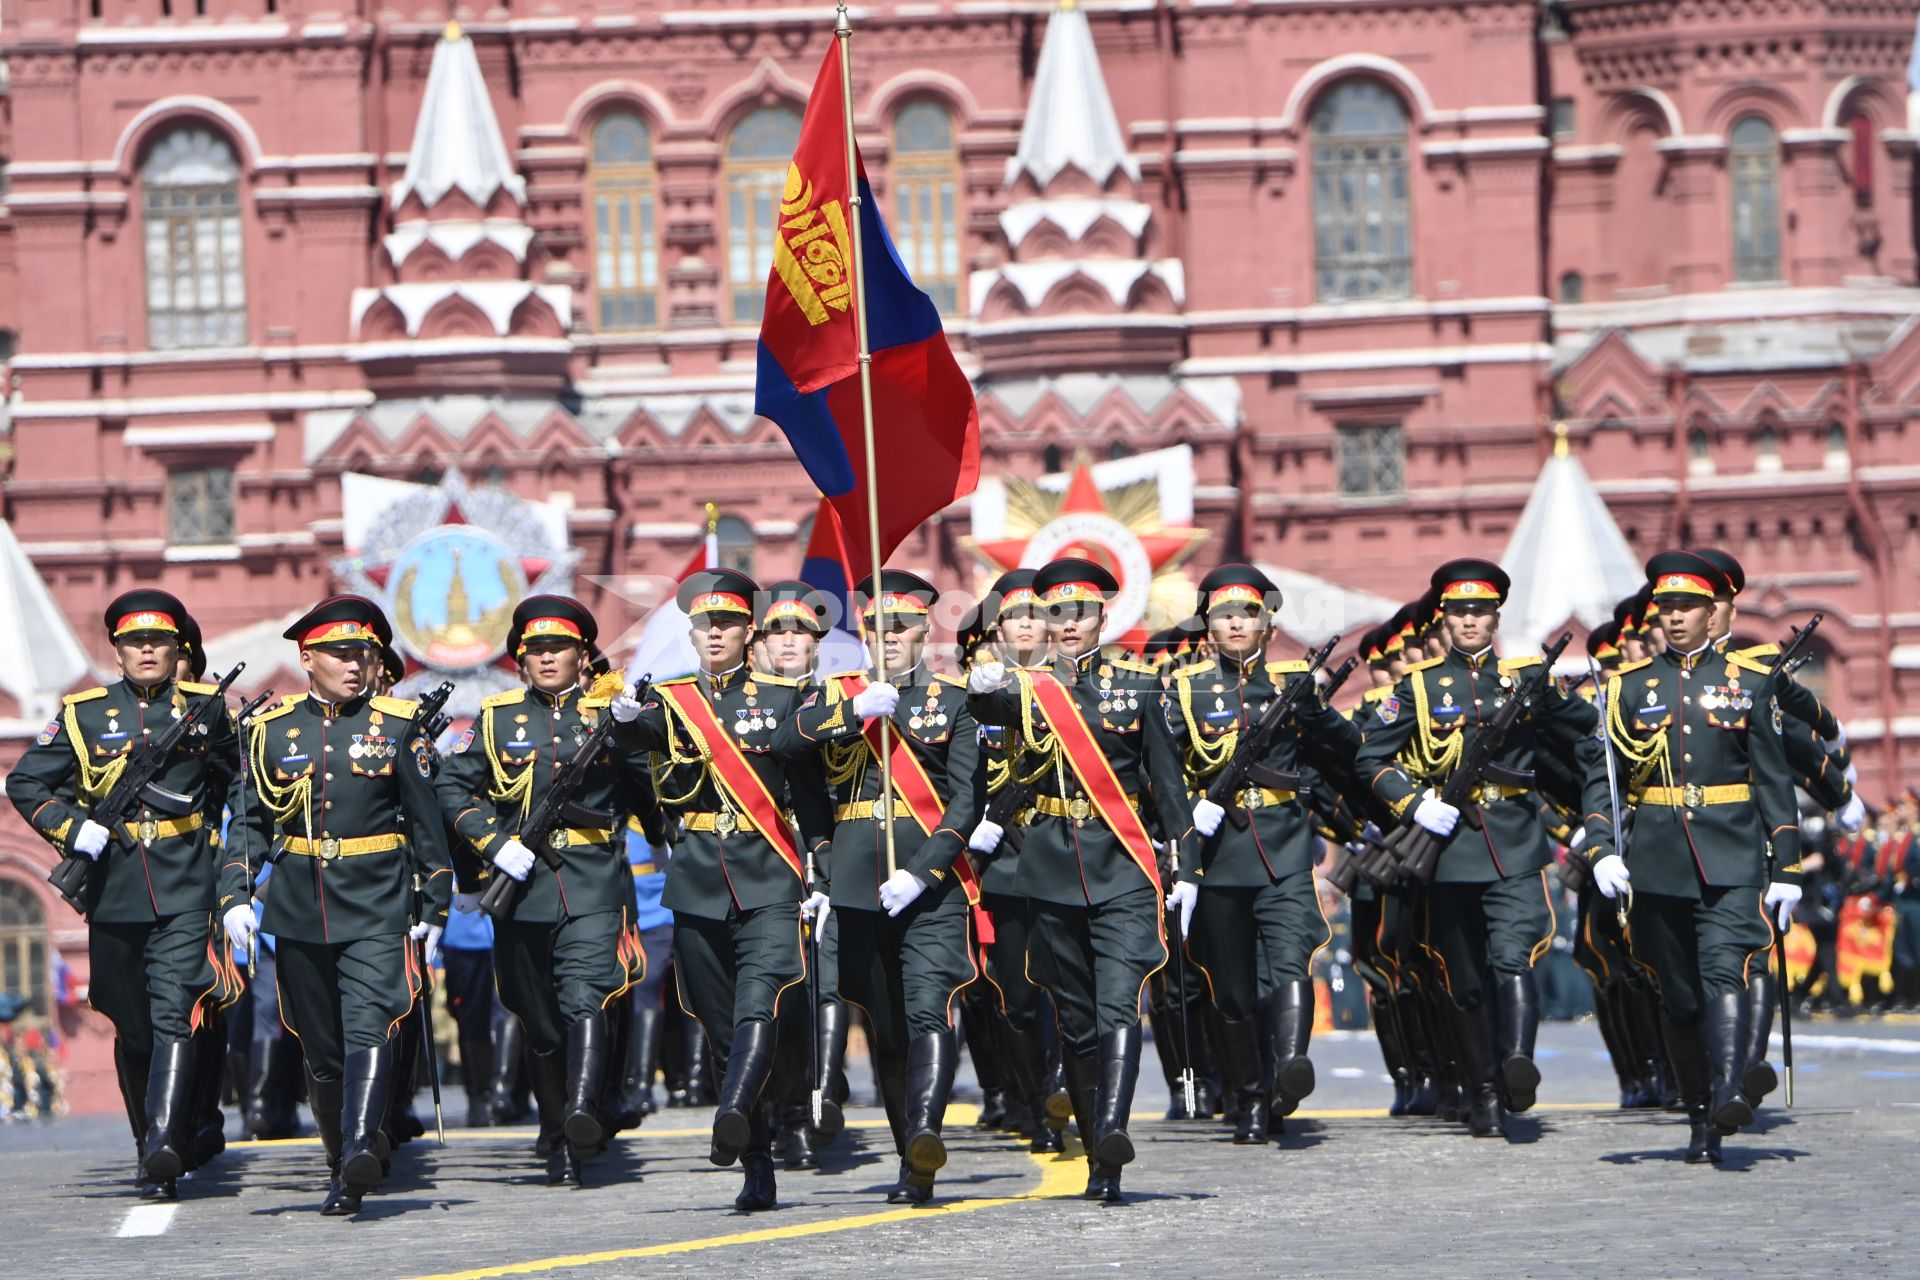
[233,1107,978,1151]
[401,1142,1087,1280]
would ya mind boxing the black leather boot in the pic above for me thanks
[385,1012,424,1147]
[563,1013,611,1151]
[1494,972,1541,1114]
[684,1019,716,1106]
[116,1041,163,1196]
[1660,1011,1716,1162]
[490,1014,528,1126]
[734,1103,779,1211]
[1092,1026,1142,1168]
[141,1039,196,1185]
[458,1028,494,1129]
[339,1043,394,1195]
[1218,1016,1268,1144]
[1741,972,1779,1108]
[961,996,1005,1129]
[529,1048,578,1187]
[1369,989,1410,1117]
[904,1029,957,1191]
[711,1020,777,1167]
[311,1070,358,1215]
[1704,991,1753,1135]
[1002,1022,1054,1150]
[1397,991,1439,1116]
[1061,1046,1119,1201]
[779,1104,819,1171]
[1263,981,1316,1119]
[1043,1039,1072,1133]
[187,1016,228,1170]
[1684,1095,1722,1164]
[624,1005,660,1123]
[815,1000,850,1142]
[1448,1001,1504,1139]
[246,1038,281,1138]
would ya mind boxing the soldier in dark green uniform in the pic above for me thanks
[1577,551,1803,1163]
[774,570,982,1203]
[613,569,835,1211]
[435,596,648,1186]
[1164,565,1359,1144]
[962,569,1066,1155]
[966,557,1192,1202]
[1355,559,1597,1138]
[223,595,453,1215]
[7,590,240,1199]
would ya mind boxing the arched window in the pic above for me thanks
[1042,444,1063,473]
[1310,81,1412,302]
[716,513,756,576]
[1688,424,1714,475]
[143,127,247,349]
[891,100,962,315]
[1755,422,1780,472]
[0,879,49,1021]
[1845,114,1875,208]
[725,107,803,323]
[1730,116,1781,283]
[590,113,661,331]
[1826,421,1849,469]
[1559,271,1585,304]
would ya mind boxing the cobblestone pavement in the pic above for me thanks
[4,1016,1916,1280]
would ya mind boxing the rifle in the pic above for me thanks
[228,687,277,978]
[1766,614,1820,1107]
[477,677,650,921]
[1588,655,1631,930]
[980,774,1036,859]
[408,679,457,745]
[1320,655,1359,705]
[1204,634,1340,831]
[49,664,246,912]
[1387,632,1574,884]
[1772,613,1824,678]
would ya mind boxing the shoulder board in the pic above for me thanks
[370,695,417,718]
[1173,659,1217,680]
[1111,658,1159,675]
[1363,686,1393,704]
[481,689,526,710]
[656,675,697,687]
[933,672,967,688]
[1615,657,1654,676]
[177,680,220,696]
[62,686,109,706]
[252,696,302,726]
[1579,686,1598,703]
[1736,642,1782,660]
[1498,656,1543,674]
[580,697,611,711]
[1403,656,1445,673]
[1727,651,1775,677]
[755,672,803,687]
[1266,660,1311,676]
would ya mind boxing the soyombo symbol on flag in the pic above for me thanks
[754,43,980,584]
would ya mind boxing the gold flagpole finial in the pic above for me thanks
[1552,420,1570,458]
[443,18,463,41]
[704,501,720,536]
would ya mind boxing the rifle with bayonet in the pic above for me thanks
[48,664,246,912]
[1203,633,1340,831]
[478,676,650,921]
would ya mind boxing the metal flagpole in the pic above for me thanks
[835,0,896,877]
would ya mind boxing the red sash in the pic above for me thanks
[1021,670,1162,893]
[832,674,981,904]
[1880,832,1913,880]
[660,680,803,881]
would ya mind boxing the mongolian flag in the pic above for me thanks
[798,496,854,629]
[753,43,980,583]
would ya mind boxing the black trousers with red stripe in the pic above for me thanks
[1422,871,1553,1011]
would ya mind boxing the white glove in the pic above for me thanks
[1592,854,1632,900]
[801,891,831,932]
[1567,826,1587,852]
[1191,799,1226,838]
[879,868,927,917]
[1413,790,1460,838]
[73,819,111,858]
[851,682,900,720]
[410,921,444,968]
[1836,792,1866,834]
[1845,762,1859,787]
[1764,881,1803,932]
[610,683,643,723]
[968,820,1005,855]
[1166,881,1199,939]
[1823,724,1847,753]
[452,892,481,915]
[969,661,1006,694]
[493,838,536,882]
[222,904,258,954]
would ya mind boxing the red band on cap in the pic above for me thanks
[863,592,930,616]
[1440,580,1499,601]
[1042,580,1105,605]
[301,620,378,646]
[1207,583,1269,609]
[516,617,584,654]
[1652,572,1715,598]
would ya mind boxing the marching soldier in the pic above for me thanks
[964,569,1067,1154]
[612,569,836,1211]
[7,590,241,1199]
[1354,560,1597,1138]
[1577,551,1803,1163]
[967,557,1192,1201]
[223,595,453,1215]
[1163,565,1359,1144]
[434,596,649,1186]
[773,569,982,1203]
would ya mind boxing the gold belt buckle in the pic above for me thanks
[137,819,158,843]
[549,829,570,851]
[714,810,738,838]
[874,795,892,824]
[1241,786,1263,811]
[1682,783,1704,809]
[318,837,341,862]
[1068,796,1093,822]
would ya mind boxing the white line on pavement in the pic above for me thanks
[115,1204,176,1238]
[1771,1033,1920,1055]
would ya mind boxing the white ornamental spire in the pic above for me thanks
[0,518,94,724]
[1007,0,1140,190]
[391,22,527,212]
[1499,425,1644,659]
